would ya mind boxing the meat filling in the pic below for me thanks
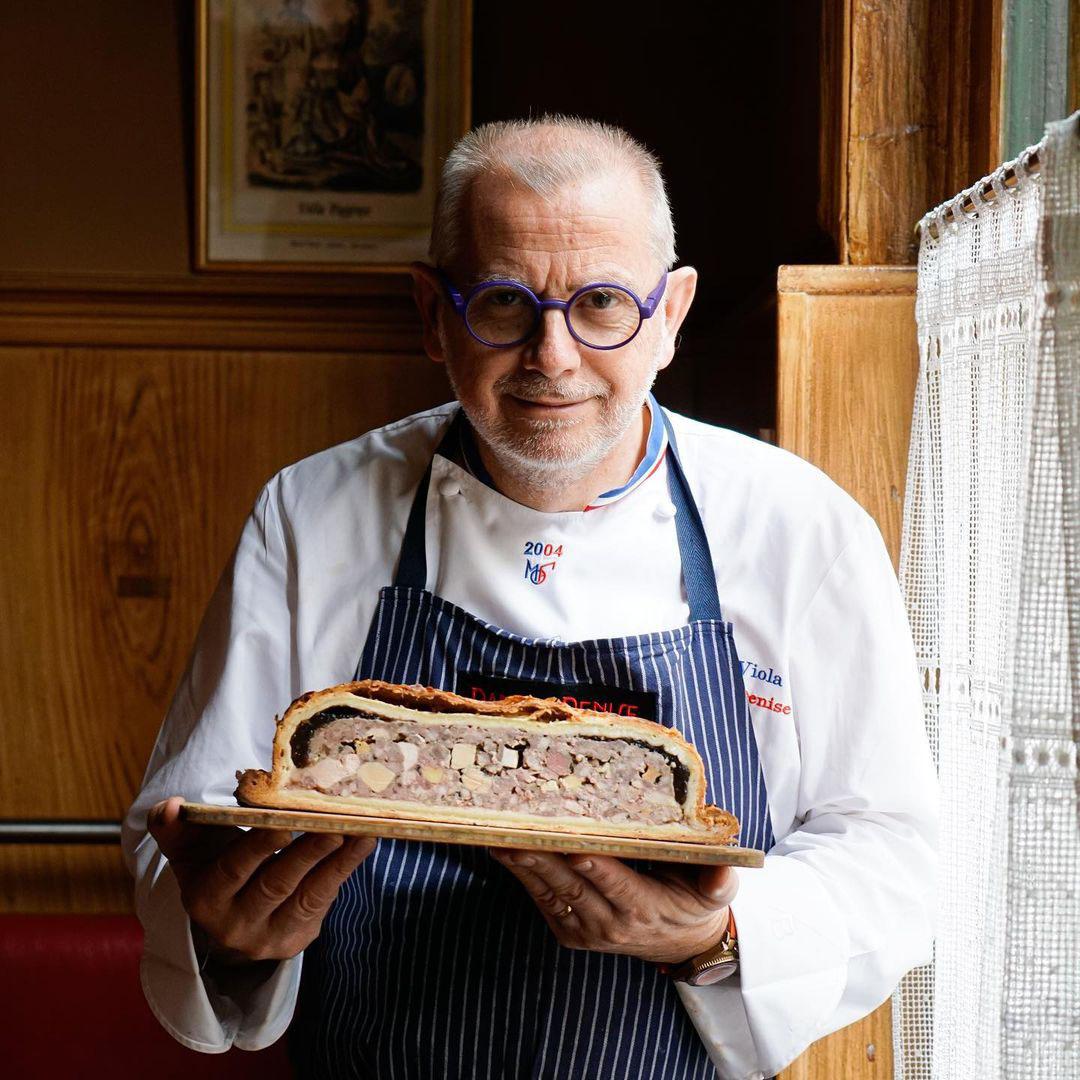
[287,709,688,826]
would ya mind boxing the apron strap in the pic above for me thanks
[659,409,724,622]
[394,405,725,623]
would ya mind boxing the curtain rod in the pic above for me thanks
[916,142,1043,241]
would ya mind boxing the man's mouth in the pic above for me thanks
[509,395,591,409]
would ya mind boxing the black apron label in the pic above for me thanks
[457,671,659,721]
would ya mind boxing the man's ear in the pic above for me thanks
[409,261,447,363]
[654,266,698,372]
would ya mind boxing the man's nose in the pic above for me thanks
[522,308,583,378]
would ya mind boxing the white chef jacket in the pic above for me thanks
[122,401,937,1079]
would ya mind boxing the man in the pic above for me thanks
[124,117,936,1079]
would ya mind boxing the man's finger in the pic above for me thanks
[565,854,644,914]
[201,826,294,901]
[273,836,376,927]
[490,849,613,923]
[236,832,349,918]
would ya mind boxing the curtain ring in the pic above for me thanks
[1012,147,1038,190]
[956,192,979,221]
[932,206,949,239]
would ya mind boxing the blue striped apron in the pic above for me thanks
[290,408,774,1079]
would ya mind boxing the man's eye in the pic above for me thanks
[587,290,616,308]
[491,290,523,307]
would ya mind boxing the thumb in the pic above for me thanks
[146,799,184,838]
[147,796,234,865]
[147,796,186,853]
[696,864,739,907]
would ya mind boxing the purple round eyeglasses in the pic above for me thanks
[436,268,668,350]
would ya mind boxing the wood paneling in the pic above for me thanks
[776,264,918,1080]
[0,270,416,349]
[777,265,918,563]
[0,847,134,914]
[820,0,1001,265]
[0,281,448,912]
[1071,0,1080,115]
[818,0,850,252]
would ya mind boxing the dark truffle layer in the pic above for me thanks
[290,706,384,766]
[291,704,690,805]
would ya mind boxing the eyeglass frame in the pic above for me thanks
[435,267,669,351]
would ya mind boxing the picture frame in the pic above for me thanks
[196,0,471,273]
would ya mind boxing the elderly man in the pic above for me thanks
[124,117,936,1079]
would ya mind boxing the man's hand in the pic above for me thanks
[489,849,737,965]
[148,796,377,966]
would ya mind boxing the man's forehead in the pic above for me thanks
[457,171,654,281]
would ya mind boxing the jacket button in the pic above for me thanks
[439,479,460,497]
[655,501,677,520]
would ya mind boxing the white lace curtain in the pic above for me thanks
[893,113,1080,1080]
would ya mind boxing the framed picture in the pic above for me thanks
[197,0,471,272]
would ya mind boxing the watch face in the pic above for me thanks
[689,959,738,986]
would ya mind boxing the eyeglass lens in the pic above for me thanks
[464,284,642,347]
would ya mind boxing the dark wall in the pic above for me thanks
[472,2,834,434]
[0,1,830,435]
[0,2,192,275]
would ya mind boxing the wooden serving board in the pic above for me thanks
[181,803,764,868]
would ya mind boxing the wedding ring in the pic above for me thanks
[555,904,574,919]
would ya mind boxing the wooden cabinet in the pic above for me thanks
[776,264,919,1080]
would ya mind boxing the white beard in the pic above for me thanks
[446,351,663,491]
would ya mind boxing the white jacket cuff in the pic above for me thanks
[137,842,302,1053]
[676,975,768,1080]
[703,854,848,1077]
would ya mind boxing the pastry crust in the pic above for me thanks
[235,679,739,845]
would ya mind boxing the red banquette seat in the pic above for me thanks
[0,914,294,1078]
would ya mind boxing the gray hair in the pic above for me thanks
[429,115,677,271]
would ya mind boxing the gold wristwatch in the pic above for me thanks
[660,915,739,986]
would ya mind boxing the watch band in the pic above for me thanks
[659,912,739,986]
